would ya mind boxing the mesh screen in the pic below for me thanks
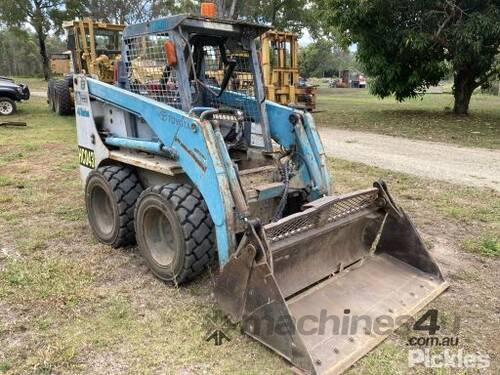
[265,189,379,243]
[124,32,260,120]
[124,33,182,109]
[194,44,259,121]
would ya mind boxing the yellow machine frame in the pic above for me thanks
[48,19,125,116]
[260,30,316,111]
[63,18,125,83]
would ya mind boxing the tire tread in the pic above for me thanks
[97,165,143,247]
[54,79,72,115]
[137,183,215,283]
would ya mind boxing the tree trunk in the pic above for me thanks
[271,0,279,24]
[35,28,50,80]
[453,69,475,115]
[33,6,50,81]
[215,0,225,17]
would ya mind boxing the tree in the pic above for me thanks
[299,40,356,78]
[0,0,69,80]
[66,0,199,25]
[0,27,64,77]
[229,0,313,34]
[317,0,500,114]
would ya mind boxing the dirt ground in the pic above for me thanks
[0,97,499,374]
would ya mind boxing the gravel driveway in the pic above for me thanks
[30,91,47,97]
[319,127,500,191]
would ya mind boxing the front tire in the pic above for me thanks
[0,97,16,116]
[135,184,215,284]
[85,165,143,247]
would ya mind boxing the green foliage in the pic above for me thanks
[317,0,500,114]
[69,0,199,25]
[299,40,356,78]
[481,80,500,95]
[0,0,67,79]
[0,362,12,373]
[0,28,64,77]
[232,0,313,34]
[463,234,500,257]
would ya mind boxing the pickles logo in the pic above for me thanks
[78,146,95,169]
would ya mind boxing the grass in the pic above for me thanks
[349,343,406,375]
[10,77,48,92]
[315,88,500,149]
[329,158,500,233]
[0,362,12,373]
[0,176,14,187]
[0,96,499,374]
[463,234,500,257]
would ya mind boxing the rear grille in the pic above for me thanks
[265,188,379,243]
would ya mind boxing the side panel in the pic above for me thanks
[74,76,109,184]
[78,76,237,265]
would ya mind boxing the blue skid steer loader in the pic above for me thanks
[75,15,448,374]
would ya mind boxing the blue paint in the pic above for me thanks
[293,120,323,191]
[257,183,285,201]
[85,75,333,264]
[77,107,90,117]
[105,136,177,158]
[122,15,187,38]
[214,89,329,197]
[265,101,296,148]
[87,78,235,265]
[302,113,331,195]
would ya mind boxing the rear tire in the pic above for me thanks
[54,80,72,115]
[0,97,16,116]
[135,184,215,284]
[85,165,143,247]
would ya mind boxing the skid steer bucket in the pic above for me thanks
[216,181,448,375]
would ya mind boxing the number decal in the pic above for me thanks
[78,146,95,169]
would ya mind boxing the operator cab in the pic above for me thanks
[123,15,272,157]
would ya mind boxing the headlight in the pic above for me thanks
[17,86,24,93]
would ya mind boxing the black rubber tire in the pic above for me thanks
[85,165,143,248]
[0,97,16,116]
[54,79,72,115]
[134,183,216,284]
[47,80,56,112]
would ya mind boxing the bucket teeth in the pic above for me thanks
[216,181,448,375]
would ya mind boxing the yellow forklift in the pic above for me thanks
[48,19,125,115]
[260,30,316,111]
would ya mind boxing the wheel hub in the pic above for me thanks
[90,185,114,235]
[143,206,176,268]
[0,101,13,115]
